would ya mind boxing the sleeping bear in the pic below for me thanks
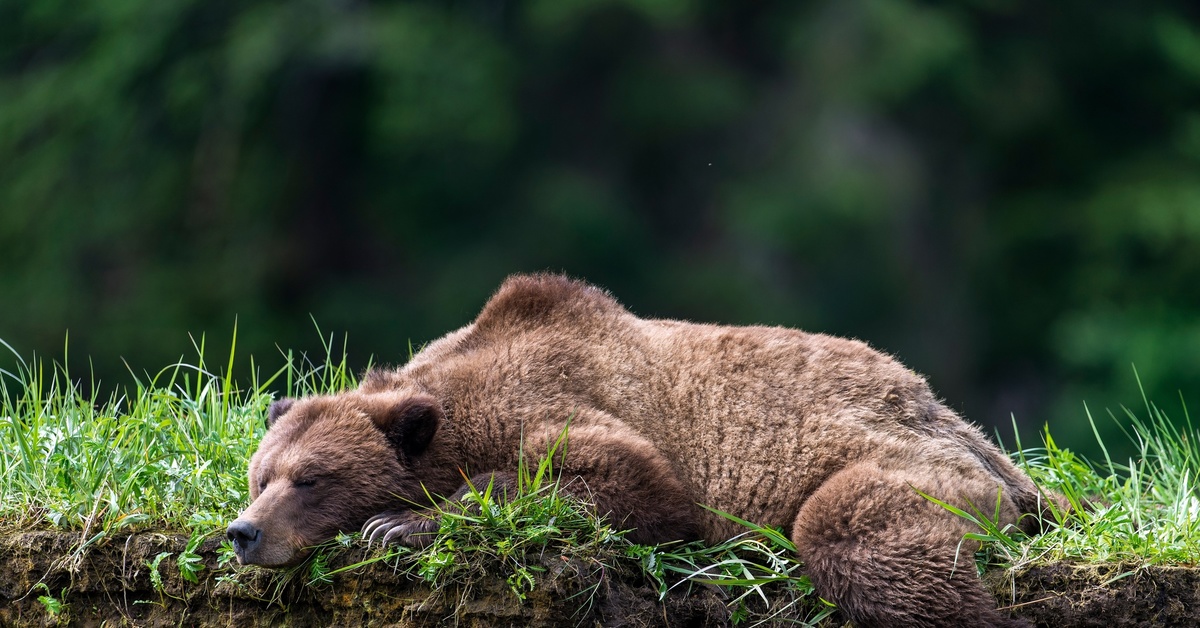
[228,273,1047,627]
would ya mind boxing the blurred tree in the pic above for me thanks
[2,0,1199,456]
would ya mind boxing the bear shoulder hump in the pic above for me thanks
[474,274,623,332]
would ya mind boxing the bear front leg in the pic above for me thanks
[364,419,702,548]
[363,471,519,548]
[792,461,1030,628]
[530,423,703,545]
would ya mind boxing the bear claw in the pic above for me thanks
[363,511,439,548]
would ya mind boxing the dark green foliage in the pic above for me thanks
[3,0,1200,454]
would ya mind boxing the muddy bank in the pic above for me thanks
[4,530,1199,627]
[0,529,731,627]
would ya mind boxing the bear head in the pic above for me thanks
[226,391,444,566]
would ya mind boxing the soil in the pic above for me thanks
[3,529,1199,627]
[985,562,1200,627]
[0,529,732,627]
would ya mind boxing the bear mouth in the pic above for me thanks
[234,544,313,568]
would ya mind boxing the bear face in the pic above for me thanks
[227,393,445,566]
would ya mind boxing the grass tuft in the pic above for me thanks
[0,331,355,538]
[949,373,1200,574]
[628,506,836,625]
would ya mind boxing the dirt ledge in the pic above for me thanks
[0,530,731,627]
[984,561,1200,627]
[4,530,1199,627]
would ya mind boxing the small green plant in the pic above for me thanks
[216,539,238,569]
[307,550,333,585]
[177,528,207,583]
[147,551,171,594]
[34,582,65,616]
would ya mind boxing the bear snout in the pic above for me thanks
[226,519,263,563]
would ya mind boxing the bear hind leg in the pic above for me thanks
[791,462,1029,628]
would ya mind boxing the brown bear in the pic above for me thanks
[228,273,1048,627]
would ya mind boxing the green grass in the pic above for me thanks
[975,379,1200,571]
[0,334,834,624]
[2,336,1199,624]
[628,507,837,625]
[0,329,356,537]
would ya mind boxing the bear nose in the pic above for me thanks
[226,519,262,556]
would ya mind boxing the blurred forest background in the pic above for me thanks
[4,0,1200,456]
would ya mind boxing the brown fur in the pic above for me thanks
[229,274,1048,627]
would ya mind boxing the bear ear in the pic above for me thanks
[266,398,296,429]
[372,395,444,460]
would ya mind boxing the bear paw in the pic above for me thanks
[363,510,440,548]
